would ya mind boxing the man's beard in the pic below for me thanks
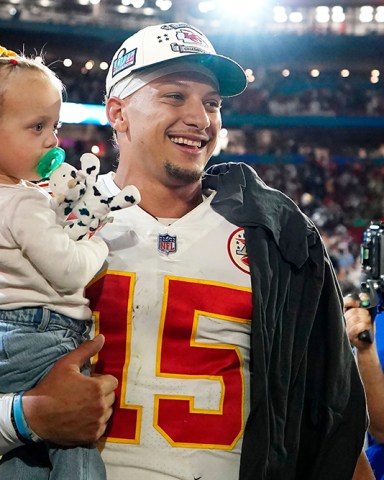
[164,162,204,184]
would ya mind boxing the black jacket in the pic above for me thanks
[204,162,367,480]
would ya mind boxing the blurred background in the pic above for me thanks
[1,0,384,290]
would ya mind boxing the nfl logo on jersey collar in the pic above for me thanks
[158,233,177,254]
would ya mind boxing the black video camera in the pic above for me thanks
[361,221,384,291]
[354,221,384,343]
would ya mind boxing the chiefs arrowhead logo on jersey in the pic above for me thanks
[227,228,250,274]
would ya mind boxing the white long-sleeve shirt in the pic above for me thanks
[0,180,108,320]
[0,180,109,455]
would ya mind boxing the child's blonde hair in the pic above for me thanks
[0,46,63,117]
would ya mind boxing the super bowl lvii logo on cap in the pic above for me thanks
[112,48,137,78]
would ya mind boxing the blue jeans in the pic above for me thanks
[0,307,106,480]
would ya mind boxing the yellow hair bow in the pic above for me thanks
[0,46,17,58]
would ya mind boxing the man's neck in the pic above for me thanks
[138,188,204,219]
[114,171,204,219]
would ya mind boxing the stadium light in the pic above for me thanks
[198,1,215,14]
[332,6,345,23]
[213,128,228,156]
[360,6,374,23]
[155,0,172,11]
[289,11,303,23]
[310,69,320,78]
[220,128,228,138]
[132,0,145,8]
[245,68,255,83]
[142,7,155,15]
[376,6,384,22]
[273,7,288,23]
[215,0,267,21]
[121,0,145,7]
[315,7,330,23]
[85,60,94,70]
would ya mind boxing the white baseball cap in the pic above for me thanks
[106,22,248,98]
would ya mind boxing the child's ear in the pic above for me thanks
[106,97,129,133]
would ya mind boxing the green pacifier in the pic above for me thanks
[37,147,66,178]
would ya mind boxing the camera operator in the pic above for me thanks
[342,220,384,477]
[345,288,384,478]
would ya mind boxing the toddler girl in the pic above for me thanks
[0,46,108,480]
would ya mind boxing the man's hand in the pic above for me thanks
[22,335,118,445]
[344,296,373,350]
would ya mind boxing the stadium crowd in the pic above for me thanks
[56,64,384,292]
[57,65,384,117]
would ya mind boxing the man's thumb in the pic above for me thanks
[61,334,105,370]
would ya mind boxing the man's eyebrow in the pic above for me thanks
[157,79,220,95]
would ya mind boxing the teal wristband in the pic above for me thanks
[12,392,42,443]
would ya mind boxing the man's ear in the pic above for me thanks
[106,97,128,133]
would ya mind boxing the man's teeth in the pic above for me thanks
[170,137,202,148]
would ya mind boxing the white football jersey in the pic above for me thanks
[88,174,252,480]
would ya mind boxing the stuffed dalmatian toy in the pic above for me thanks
[49,153,140,240]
